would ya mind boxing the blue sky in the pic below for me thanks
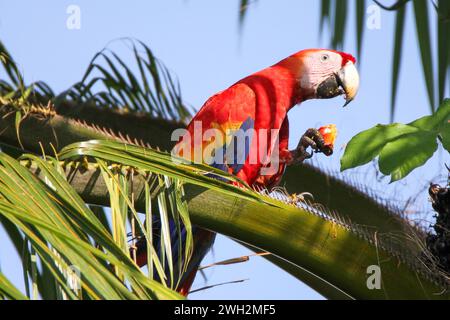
[0,0,448,300]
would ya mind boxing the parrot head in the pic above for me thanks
[278,49,360,107]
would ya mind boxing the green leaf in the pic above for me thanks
[439,122,450,152]
[0,272,28,300]
[341,123,420,171]
[342,100,450,180]
[378,131,438,182]
[408,98,450,131]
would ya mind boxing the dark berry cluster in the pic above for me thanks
[426,183,450,273]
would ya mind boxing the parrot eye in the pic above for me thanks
[321,54,330,62]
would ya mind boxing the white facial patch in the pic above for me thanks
[299,52,343,92]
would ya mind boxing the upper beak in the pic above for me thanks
[316,61,360,107]
[336,61,360,107]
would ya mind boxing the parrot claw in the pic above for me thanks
[288,128,330,165]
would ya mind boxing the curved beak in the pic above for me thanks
[316,61,360,107]
[337,62,360,107]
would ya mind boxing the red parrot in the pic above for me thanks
[136,49,359,295]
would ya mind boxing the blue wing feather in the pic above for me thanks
[229,117,254,174]
[209,117,254,175]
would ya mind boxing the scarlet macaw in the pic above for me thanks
[136,49,359,295]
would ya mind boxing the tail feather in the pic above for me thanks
[134,223,215,295]
[178,268,197,296]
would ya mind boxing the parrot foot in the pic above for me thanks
[288,128,332,165]
[288,192,314,204]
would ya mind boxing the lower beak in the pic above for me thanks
[316,62,360,107]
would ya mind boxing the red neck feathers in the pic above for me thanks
[238,62,302,113]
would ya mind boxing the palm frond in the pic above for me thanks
[0,42,24,90]
[320,0,331,34]
[390,5,407,122]
[238,0,258,30]
[355,0,366,59]
[58,39,192,121]
[0,271,28,300]
[0,151,183,300]
[331,0,348,50]
[373,0,411,10]
[413,0,435,112]
[0,42,54,104]
[58,140,254,200]
[1,39,191,124]
[437,0,450,103]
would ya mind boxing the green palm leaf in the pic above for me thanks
[0,271,28,300]
[413,0,435,112]
[390,6,407,122]
[437,0,450,103]
[0,151,183,300]
[60,39,192,121]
